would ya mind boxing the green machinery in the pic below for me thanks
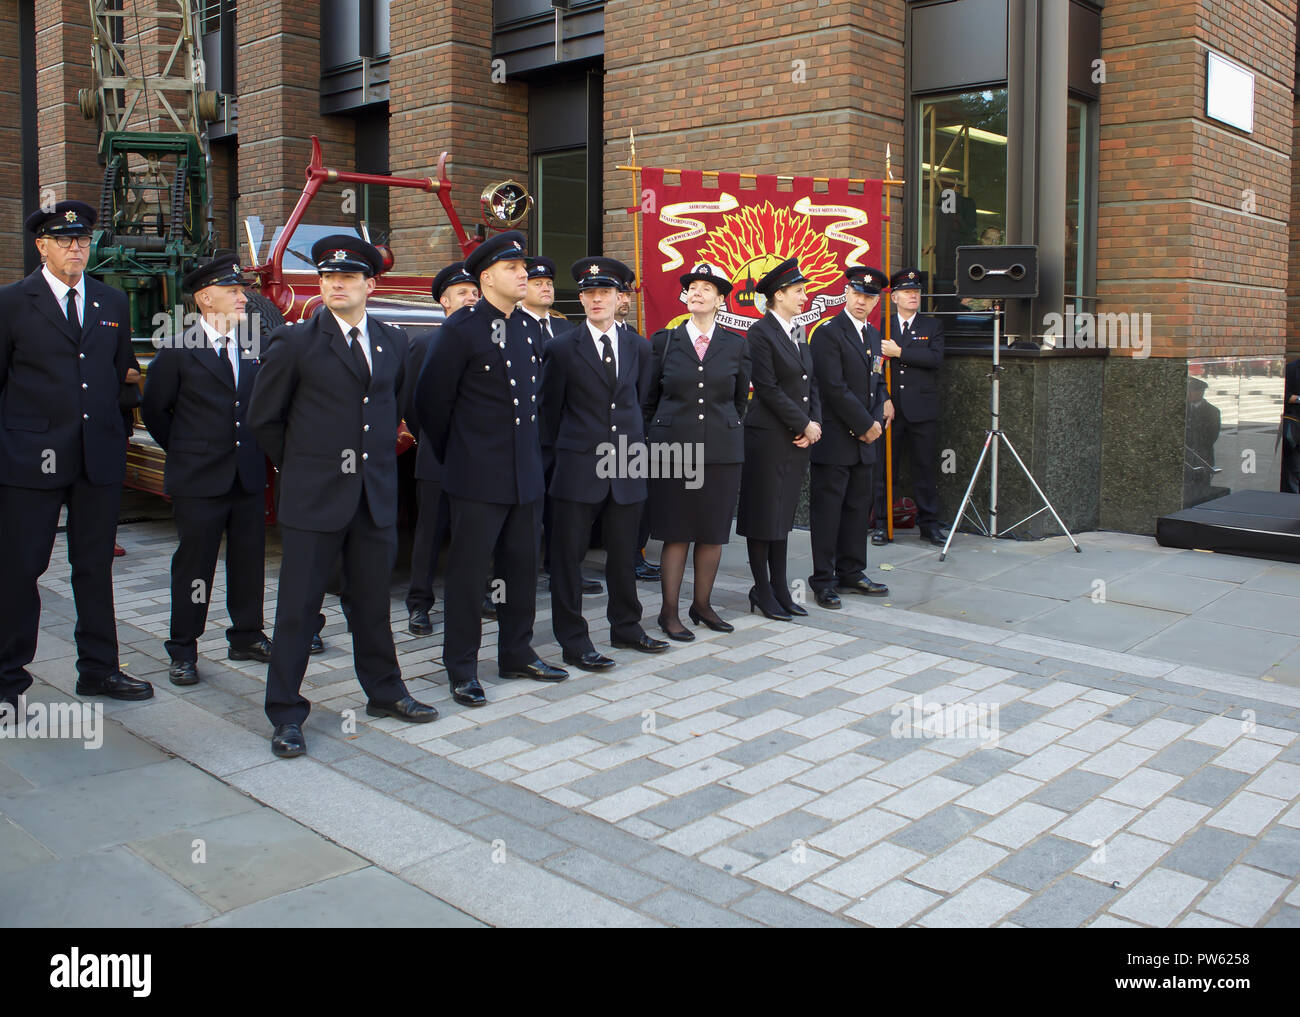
[78,0,220,339]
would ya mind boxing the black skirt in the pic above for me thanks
[647,463,742,545]
[736,427,808,540]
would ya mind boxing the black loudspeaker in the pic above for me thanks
[955,245,1039,299]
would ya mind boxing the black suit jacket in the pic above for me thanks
[1285,358,1300,416]
[404,326,444,484]
[541,322,653,505]
[141,322,266,497]
[247,307,408,531]
[415,299,545,505]
[642,322,750,465]
[0,270,137,488]
[811,310,887,466]
[743,312,821,437]
[887,310,945,423]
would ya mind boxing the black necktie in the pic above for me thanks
[542,318,553,343]
[215,340,235,387]
[348,326,370,387]
[65,289,80,332]
[861,325,870,346]
[600,333,617,389]
[901,319,913,342]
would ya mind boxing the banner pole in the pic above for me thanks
[629,130,645,332]
[884,147,895,542]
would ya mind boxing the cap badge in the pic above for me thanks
[64,210,78,222]
[330,250,348,262]
[587,264,600,275]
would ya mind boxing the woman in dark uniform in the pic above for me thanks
[643,263,750,640]
[737,258,822,619]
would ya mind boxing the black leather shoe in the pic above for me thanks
[814,588,842,610]
[450,677,487,707]
[229,636,273,663]
[271,723,306,758]
[634,560,661,582]
[921,527,949,547]
[871,528,889,546]
[582,574,603,595]
[408,608,433,636]
[658,614,695,642]
[839,578,890,597]
[499,659,569,682]
[562,649,616,672]
[611,633,669,654]
[772,588,808,617]
[481,595,498,620]
[310,634,325,655]
[749,586,792,621]
[688,604,733,633]
[75,671,154,701]
[168,659,199,686]
[366,694,439,723]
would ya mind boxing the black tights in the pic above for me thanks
[658,541,723,630]
[747,538,792,606]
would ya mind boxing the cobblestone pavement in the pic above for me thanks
[5,513,1300,928]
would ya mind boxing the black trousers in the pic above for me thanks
[165,486,266,662]
[551,494,644,653]
[406,478,449,612]
[810,461,873,592]
[444,496,540,683]
[0,478,122,698]
[874,409,940,529]
[265,496,407,727]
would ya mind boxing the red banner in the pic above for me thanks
[638,169,884,336]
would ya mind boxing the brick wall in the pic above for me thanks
[238,2,355,241]
[0,0,24,281]
[1098,0,1296,359]
[603,0,907,332]
[35,1,101,217]
[387,0,529,278]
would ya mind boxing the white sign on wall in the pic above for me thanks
[1206,51,1254,133]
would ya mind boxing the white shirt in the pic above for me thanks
[43,265,85,328]
[686,319,715,347]
[844,309,871,343]
[332,311,372,371]
[520,306,555,336]
[585,319,619,374]
[771,310,799,343]
[897,311,918,333]
[199,316,240,386]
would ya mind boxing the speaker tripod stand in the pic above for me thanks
[940,301,1081,561]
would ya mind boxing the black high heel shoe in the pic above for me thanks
[658,613,695,642]
[772,588,807,617]
[749,587,792,622]
[688,603,734,633]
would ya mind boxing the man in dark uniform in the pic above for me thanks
[808,265,891,608]
[616,270,661,583]
[141,252,272,684]
[0,200,152,709]
[415,231,567,708]
[405,262,479,637]
[541,258,668,671]
[873,268,949,547]
[248,235,437,757]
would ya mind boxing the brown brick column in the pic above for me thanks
[0,0,24,279]
[34,1,101,216]
[1098,0,1294,359]
[238,2,354,245]
[387,0,528,278]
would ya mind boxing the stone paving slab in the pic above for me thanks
[7,516,1300,927]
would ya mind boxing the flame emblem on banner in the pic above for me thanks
[695,202,842,323]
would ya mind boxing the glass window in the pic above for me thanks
[1065,98,1091,316]
[535,148,587,315]
[916,89,1008,325]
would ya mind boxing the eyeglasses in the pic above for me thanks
[46,236,93,250]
